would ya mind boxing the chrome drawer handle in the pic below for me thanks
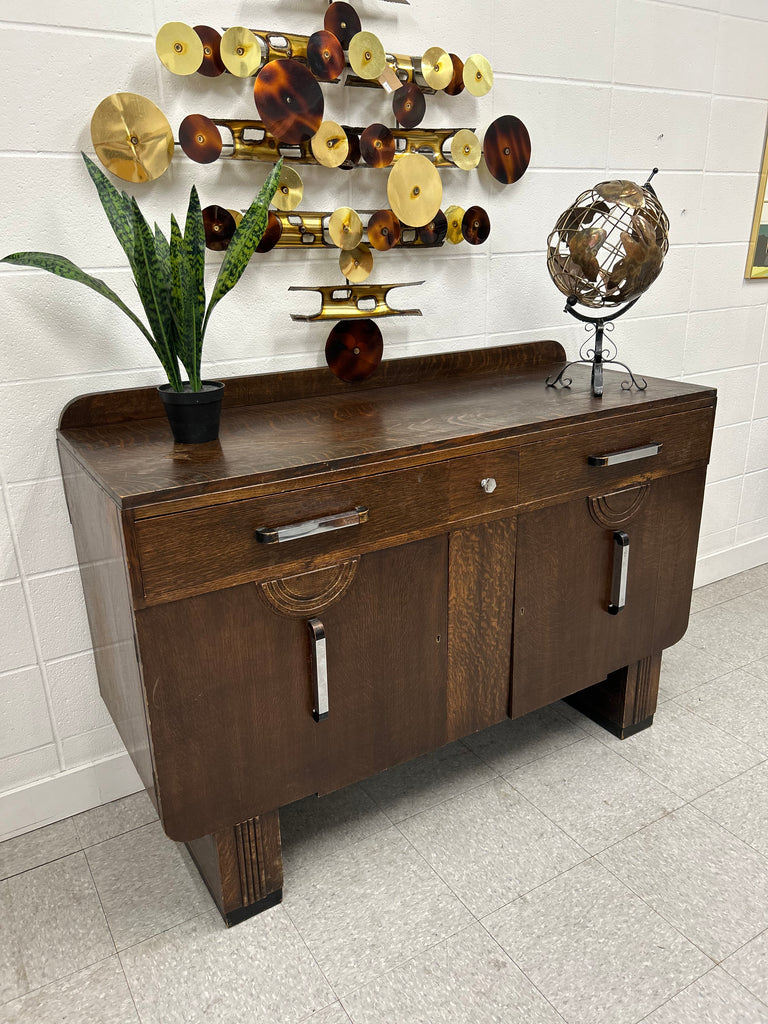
[588,443,662,467]
[254,505,368,544]
[608,531,630,615]
[308,618,329,722]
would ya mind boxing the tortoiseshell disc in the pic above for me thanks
[179,114,222,163]
[462,206,491,245]
[255,212,283,253]
[444,54,464,96]
[483,114,531,185]
[324,2,362,49]
[307,30,345,81]
[193,25,226,77]
[325,319,383,383]
[339,128,361,170]
[418,209,447,246]
[368,209,401,251]
[203,205,237,250]
[254,59,324,144]
[392,83,426,129]
[361,123,395,167]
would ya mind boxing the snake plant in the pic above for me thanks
[2,153,283,392]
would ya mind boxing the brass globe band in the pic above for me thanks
[156,21,204,75]
[90,92,174,183]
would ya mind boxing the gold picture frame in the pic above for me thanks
[745,118,768,278]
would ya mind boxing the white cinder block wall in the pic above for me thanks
[1,0,767,837]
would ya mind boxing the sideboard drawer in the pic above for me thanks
[448,448,519,521]
[134,462,449,601]
[518,407,714,504]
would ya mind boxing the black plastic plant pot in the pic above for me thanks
[157,380,224,444]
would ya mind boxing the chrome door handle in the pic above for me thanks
[255,505,368,544]
[307,618,329,721]
[588,443,661,467]
[608,531,630,614]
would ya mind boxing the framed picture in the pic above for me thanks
[745,119,768,278]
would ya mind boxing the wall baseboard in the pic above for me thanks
[0,751,143,843]
[694,535,768,589]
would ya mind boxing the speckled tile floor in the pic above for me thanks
[2,565,768,1023]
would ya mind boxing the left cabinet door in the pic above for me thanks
[135,534,448,841]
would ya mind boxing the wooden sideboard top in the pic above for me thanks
[57,341,716,512]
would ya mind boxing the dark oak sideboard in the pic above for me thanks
[57,341,716,925]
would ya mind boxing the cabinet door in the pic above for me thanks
[136,535,447,841]
[511,469,706,718]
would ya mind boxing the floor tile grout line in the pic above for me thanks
[278,899,344,1009]
[677,700,768,759]
[0,951,118,1011]
[632,963,723,1024]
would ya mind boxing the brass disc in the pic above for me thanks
[444,53,464,96]
[179,114,222,163]
[324,2,362,49]
[339,243,374,282]
[368,209,401,251]
[483,114,531,184]
[463,53,493,96]
[386,153,442,228]
[203,205,237,250]
[421,47,452,91]
[255,211,283,253]
[325,319,383,383]
[329,207,364,250]
[221,26,264,77]
[272,165,304,212]
[393,83,426,129]
[228,209,243,228]
[156,22,203,75]
[360,123,395,168]
[307,30,345,81]
[311,120,350,167]
[349,31,387,80]
[418,209,447,247]
[90,92,174,183]
[450,129,481,170]
[194,25,226,77]
[254,59,324,144]
[462,205,491,245]
[445,205,465,244]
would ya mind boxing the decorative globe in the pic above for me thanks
[546,179,669,310]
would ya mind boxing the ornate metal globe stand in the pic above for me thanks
[546,295,647,398]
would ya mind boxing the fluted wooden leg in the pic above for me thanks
[185,810,283,926]
[565,652,661,739]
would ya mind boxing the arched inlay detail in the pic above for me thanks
[588,483,650,528]
[258,558,359,618]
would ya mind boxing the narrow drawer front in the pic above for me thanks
[135,462,448,601]
[448,449,519,521]
[518,408,714,504]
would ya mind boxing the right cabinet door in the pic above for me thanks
[511,467,707,717]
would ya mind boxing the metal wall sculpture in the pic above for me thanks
[89,3,532,382]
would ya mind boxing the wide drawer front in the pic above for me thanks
[134,449,519,601]
[518,407,714,504]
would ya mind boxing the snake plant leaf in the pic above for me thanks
[0,250,165,356]
[81,152,137,266]
[169,215,200,390]
[203,159,283,337]
[154,223,172,297]
[183,186,206,384]
[130,199,182,390]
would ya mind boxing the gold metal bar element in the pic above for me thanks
[289,282,424,322]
